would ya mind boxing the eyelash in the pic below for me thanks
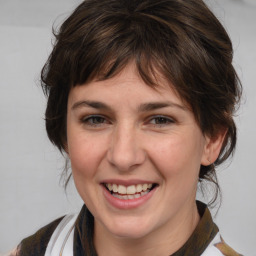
[81,115,110,127]
[147,115,175,126]
[80,115,175,128]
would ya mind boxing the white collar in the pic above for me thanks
[45,214,77,256]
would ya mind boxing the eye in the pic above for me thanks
[148,116,175,126]
[81,115,110,127]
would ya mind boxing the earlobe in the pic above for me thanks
[201,129,227,166]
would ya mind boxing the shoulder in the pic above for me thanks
[17,216,64,256]
[202,233,243,256]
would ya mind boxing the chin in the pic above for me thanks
[104,216,154,239]
[111,228,151,240]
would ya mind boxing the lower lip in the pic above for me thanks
[102,185,156,210]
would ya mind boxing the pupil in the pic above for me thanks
[95,117,103,123]
[156,117,165,124]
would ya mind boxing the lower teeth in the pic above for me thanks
[112,190,149,200]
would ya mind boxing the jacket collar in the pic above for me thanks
[74,201,218,256]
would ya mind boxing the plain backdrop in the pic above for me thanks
[0,0,255,255]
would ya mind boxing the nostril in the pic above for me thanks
[107,147,146,172]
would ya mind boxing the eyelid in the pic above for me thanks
[79,114,175,128]
[80,114,111,126]
[147,115,175,125]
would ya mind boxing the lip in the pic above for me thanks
[102,182,157,210]
[101,179,155,186]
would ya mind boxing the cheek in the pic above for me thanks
[147,132,204,180]
[67,132,107,206]
[67,131,106,179]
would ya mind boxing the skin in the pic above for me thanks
[66,63,225,256]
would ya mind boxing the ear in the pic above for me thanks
[201,128,227,166]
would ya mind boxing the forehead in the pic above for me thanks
[68,63,187,108]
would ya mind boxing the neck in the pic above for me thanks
[94,201,200,256]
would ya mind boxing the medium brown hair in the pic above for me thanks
[41,0,241,204]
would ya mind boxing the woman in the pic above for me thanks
[10,0,242,255]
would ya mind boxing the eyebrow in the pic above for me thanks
[71,100,187,112]
[138,102,187,112]
[72,100,112,111]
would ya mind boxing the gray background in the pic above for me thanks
[0,0,255,255]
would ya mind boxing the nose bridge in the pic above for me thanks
[107,122,145,171]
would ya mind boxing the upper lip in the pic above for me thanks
[101,179,157,186]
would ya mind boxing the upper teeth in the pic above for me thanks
[106,183,153,195]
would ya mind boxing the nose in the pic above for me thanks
[107,124,146,172]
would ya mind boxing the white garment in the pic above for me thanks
[45,214,78,256]
[45,214,224,256]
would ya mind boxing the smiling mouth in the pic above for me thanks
[104,183,158,200]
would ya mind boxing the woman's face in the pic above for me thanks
[66,64,211,240]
